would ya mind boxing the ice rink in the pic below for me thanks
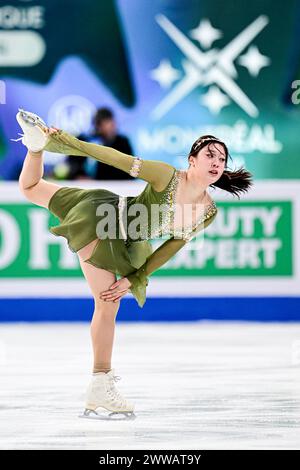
[0,321,300,450]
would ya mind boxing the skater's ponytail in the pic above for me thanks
[188,135,253,199]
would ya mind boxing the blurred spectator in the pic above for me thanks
[65,107,135,180]
[64,141,87,180]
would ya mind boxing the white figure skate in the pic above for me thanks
[79,369,136,421]
[11,108,50,152]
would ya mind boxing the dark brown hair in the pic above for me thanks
[93,107,114,128]
[188,135,253,199]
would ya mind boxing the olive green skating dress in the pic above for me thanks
[45,130,218,308]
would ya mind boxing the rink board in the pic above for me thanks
[0,180,299,321]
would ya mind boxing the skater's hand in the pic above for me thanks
[99,277,132,303]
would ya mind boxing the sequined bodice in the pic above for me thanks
[119,168,217,244]
[153,169,217,241]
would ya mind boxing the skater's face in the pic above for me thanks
[189,142,226,184]
[97,118,117,139]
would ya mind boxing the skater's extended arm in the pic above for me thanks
[99,210,218,307]
[45,130,176,192]
[126,211,218,290]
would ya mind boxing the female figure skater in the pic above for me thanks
[14,109,253,420]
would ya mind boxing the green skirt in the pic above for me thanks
[48,186,153,307]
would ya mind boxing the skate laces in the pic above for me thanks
[112,375,121,382]
[106,374,130,406]
[10,132,25,143]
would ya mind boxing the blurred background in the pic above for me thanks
[0,0,299,322]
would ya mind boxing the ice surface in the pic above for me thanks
[0,321,299,450]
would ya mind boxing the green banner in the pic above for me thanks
[0,201,292,278]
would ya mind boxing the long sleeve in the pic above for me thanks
[94,135,136,180]
[126,211,218,307]
[44,129,175,192]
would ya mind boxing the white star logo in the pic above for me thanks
[201,85,230,114]
[151,14,270,118]
[150,59,181,89]
[238,45,271,77]
[190,18,222,49]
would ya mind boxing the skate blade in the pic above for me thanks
[78,408,136,421]
[17,110,48,134]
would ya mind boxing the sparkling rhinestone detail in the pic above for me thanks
[149,169,180,239]
[129,156,142,177]
[118,195,127,241]
[194,137,221,151]
[178,201,217,241]
[150,169,217,241]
